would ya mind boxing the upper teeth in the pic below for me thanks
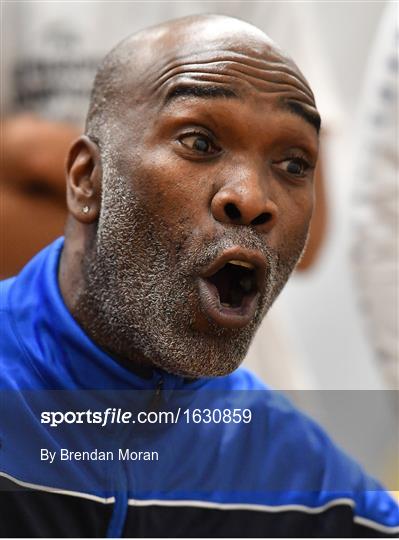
[227,260,255,270]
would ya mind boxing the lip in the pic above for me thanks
[197,247,267,329]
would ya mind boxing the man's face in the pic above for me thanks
[82,42,319,378]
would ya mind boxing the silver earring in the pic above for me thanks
[82,205,90,214]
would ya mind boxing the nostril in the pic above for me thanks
[251,212,272,226]
[225,203,241,220]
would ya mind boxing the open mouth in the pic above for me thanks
[197,250,266,329]
[207,260,257,309]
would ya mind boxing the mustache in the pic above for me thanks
[182,226,279,274]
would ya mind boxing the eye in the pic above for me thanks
[179,133,218,154]
[275,157,311,178]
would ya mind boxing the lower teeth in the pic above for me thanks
[221,302,231,307]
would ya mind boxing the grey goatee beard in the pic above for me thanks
[75,157,306,379]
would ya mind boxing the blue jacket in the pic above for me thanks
[1,239,398,537]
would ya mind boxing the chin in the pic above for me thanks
[151,331,253,379]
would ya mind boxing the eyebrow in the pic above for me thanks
[281,99,321,133]
[163,84,238,105]
[162,83,321,133]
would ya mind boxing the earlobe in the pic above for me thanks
[66,135,102,224]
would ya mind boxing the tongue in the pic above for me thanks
[239,276,252,293]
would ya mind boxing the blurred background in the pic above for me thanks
[1,1,397,489]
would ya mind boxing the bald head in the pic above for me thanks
[86,14,316,144]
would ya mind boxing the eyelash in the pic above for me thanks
[275,154,312,178]
[178,130,219,154]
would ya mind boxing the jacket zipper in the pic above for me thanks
[149,377,164,411]
[107,376,164,537]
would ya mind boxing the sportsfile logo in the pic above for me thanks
[40,407,253,427]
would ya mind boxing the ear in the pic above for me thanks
[66,135,102,224]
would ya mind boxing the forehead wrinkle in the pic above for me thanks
[149,49,304,82]
[146,60,314,108]
[151,74,247,109]
[144,48,311,92]
[152,71,316,111]
[150,58,309,93]
[151,61,311,98]
[226,64,313,101]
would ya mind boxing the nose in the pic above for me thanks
[211,169,278,232]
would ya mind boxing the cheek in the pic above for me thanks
[291,191,313,233]
[274,185,314,250]
[117,150,213,265]
[284,181,314,223]
[127,148,211,228]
